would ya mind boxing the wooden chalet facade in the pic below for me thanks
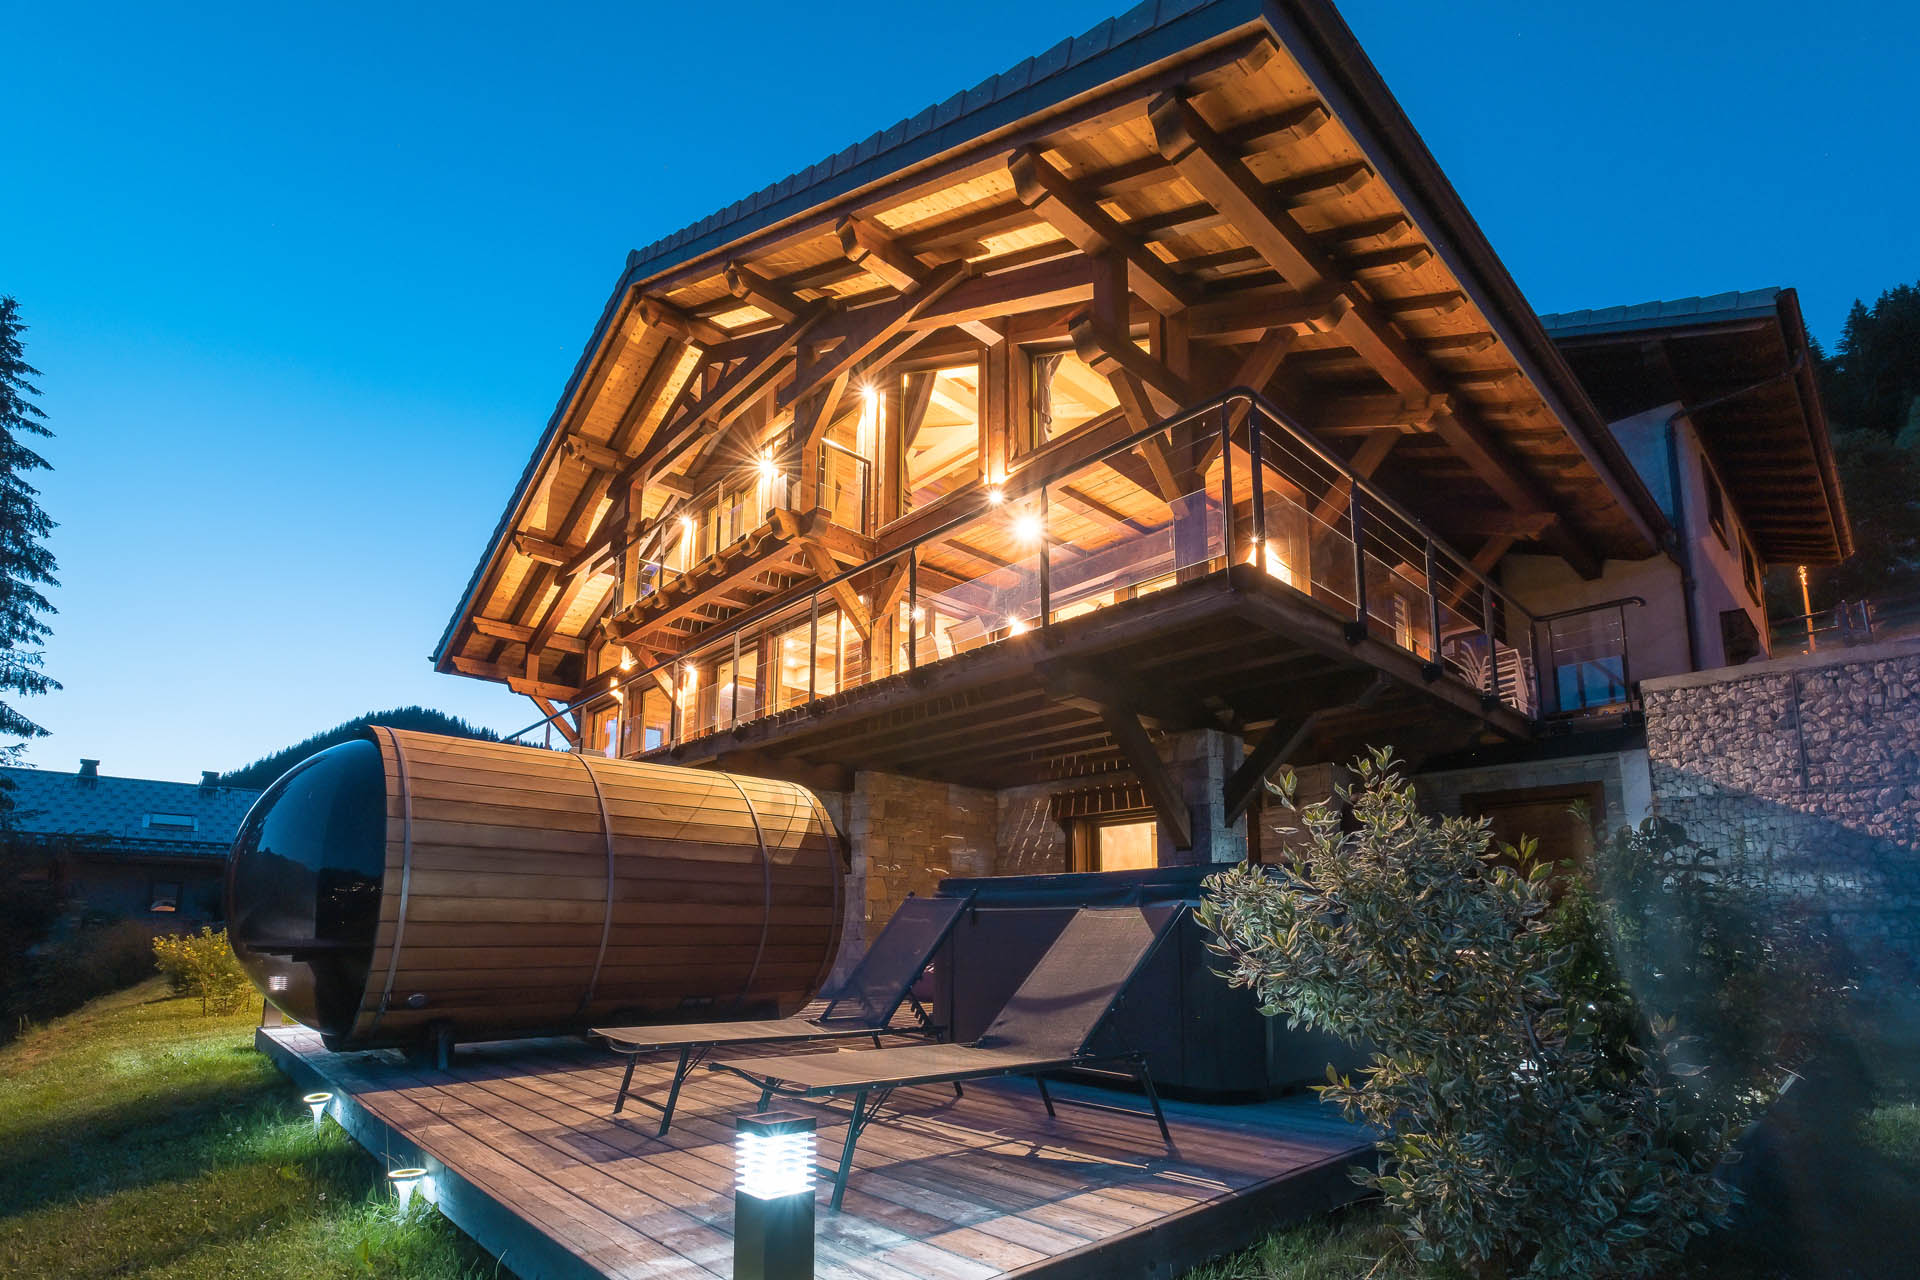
[435,0,1849,941]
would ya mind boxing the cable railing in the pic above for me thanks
[508,388,1636,750]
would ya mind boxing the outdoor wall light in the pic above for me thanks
[986,485,1005,505]
[302,1091,333,1130]
[757,448,779,482]
[1006,616,1029,636]
[1012,512,1043,543]
[620,647,635,671]
[386,1166,432,1214]
[734,1112,816,1280]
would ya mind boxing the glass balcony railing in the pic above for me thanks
[511,389,1642,750]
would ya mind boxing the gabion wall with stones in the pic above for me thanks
[1642,642,1920,994]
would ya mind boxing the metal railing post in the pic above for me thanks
[1349,495,1369,638]
[730,632,742,728]
[1245,399,1266,557]
[1480,585,1497,703]
[1218,403,1236,567]
[808,592,819,706]
[907,550,919,669]
[1424,542,1443,664]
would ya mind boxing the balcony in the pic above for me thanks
[548,391,1637,785]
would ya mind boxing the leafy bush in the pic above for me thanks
[152,927,252,1015]
[1199,751,1749,1279]
[151,932,192,995]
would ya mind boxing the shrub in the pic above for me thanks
[153,927,252,1015]
[151,932,192,995]
[1198,750,1749,1279]
[5,918,155,1037]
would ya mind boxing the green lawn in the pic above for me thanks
[0,980,504,1280]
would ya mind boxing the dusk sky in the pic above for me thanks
[5,0,1914,782]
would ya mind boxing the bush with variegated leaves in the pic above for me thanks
[1198,749,1754,1279]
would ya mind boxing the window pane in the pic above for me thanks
[1097,820,1157,871]
[1032,349,1118,443]
[900,365,979,512]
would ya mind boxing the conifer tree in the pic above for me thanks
[0,298,60,760]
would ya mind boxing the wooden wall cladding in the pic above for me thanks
[344,727,843,1048]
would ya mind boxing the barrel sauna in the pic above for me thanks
[226,727,844,1051]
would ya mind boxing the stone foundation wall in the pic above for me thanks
[995,784,1070,877]
[848,769,995,941]
[1643,640,1920,993]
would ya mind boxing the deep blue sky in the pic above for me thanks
[5,0,1914,780]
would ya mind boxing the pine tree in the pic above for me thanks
[0,298,60,760]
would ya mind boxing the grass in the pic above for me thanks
[1183,1205,1421,1280]
[0,979,505,1280]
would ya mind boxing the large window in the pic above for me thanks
[894,363,980,515]
[1030,347,1118,444]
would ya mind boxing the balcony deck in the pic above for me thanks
[661,563,1533,790]
[260,1024,1374,1280]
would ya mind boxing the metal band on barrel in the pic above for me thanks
[576,752,618,1015]
[369,726,415,1037]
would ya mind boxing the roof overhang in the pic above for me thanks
[434,0,1670,684]
[1544,288,1852,565]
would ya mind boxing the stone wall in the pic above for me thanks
[1642,640,1920,995]
[995,783,1070,877]
[849,769,995,936]
[1417,747,1652,832]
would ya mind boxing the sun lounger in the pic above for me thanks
[710,904,1177,1209]
[591,892,967,1135]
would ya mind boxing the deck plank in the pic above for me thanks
[258,1027,1372,1280]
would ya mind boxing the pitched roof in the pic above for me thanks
[432,0,1268,667]
[1542,287,1850,563]
[0,764,260,859]
[1538,290,1784,341]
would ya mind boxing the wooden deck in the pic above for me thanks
[259,1025,1373,1280]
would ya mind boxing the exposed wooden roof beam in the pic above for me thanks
[781,260,969,411]
[639,295,728,348]
[725,261,810,324]
[512,533,580,566]
[837,216,1002,346]
[1149,90,1600,578]
[1009,145,1197,315]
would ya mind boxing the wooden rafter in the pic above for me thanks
[725,261,810,324]
[836,217,1001,346]
[1147,90,1599,576]
[780,260,969,411]
[1009,146,1197,315]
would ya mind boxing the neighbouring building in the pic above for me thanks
[432,0,1853,972]
[1,759,260,930]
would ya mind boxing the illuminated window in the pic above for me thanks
[1094,819,1157,871]
[895,364,980,514]
[149,881,182,913]
[1030,348,1118,443]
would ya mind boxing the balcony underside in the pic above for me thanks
[657,564,1531,792]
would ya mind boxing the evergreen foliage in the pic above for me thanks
[1781,280,1920,609]
[1199,752,1765,1279]
[0,298,60,762]
[219,706,501,789]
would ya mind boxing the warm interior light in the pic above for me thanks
[736,1117,816,1201]
[986,486,1005,506]
[619,647,634,671]
[1246,540,1295,586]
[303,1091,333,1130]
[679,514,694,536]
[1012,513,1043,543]
[387,1167,431,1213]
[1006,616,1028,636]
[859,384,878,406]
[756,448,778,482]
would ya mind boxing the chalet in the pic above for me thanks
[1,758,260,928]
[433,0,1849,956]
